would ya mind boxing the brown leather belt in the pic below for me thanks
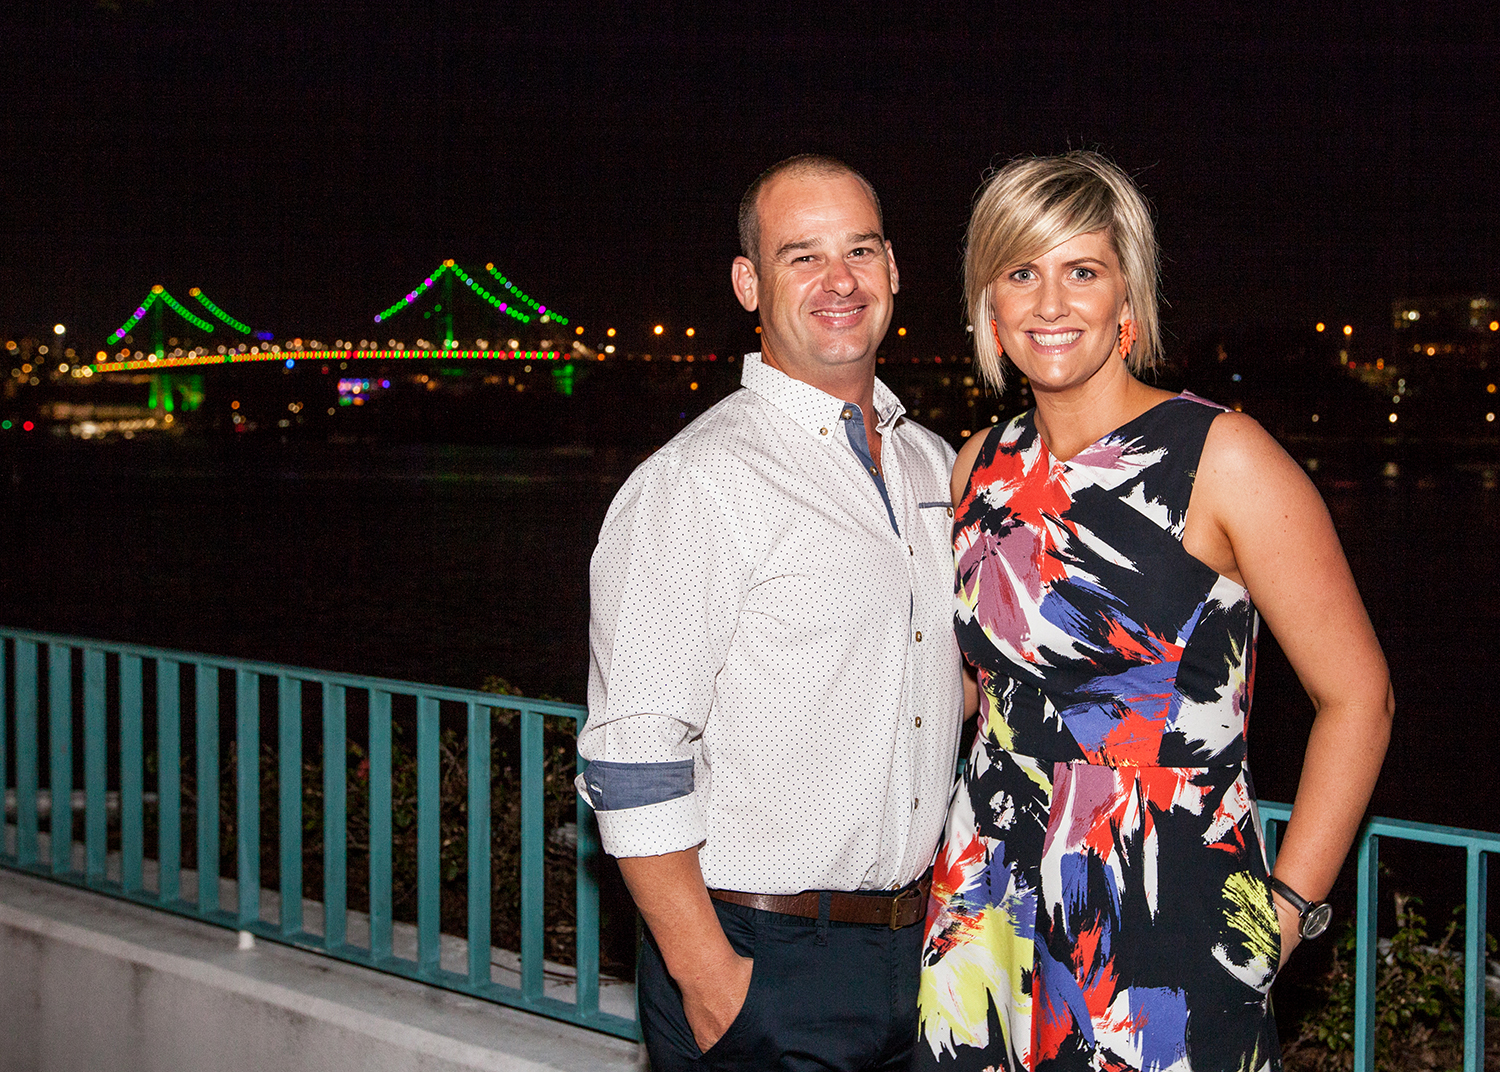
[708,873,931,930]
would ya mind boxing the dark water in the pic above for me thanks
[2,430,1497,938]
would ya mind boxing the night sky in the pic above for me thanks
[3,2,1496,357]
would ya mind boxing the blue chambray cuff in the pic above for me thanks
[574,758,694,811]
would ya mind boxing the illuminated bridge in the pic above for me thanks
[94,259,585,376]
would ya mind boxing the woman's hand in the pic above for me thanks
[1272,891,1302,971]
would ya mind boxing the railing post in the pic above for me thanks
[1353,830,1379,1072]
[15,640,38,867]
[369,689,393,962]
[1464,846,1487,1072]
[520,707,544,1003]
[121,654,144,893]
[195,663,220,913]
[158,659,182,904]
[466,701,492,987]
[278,675,303,937]
[322,683,347,950]
[236,669,260,927]
[48,643,73,876]
[575,749,601,1019]
[416,695,440,976]
[83,649,107,883]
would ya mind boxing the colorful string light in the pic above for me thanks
[485,263,569,325]
[106,261,569,344]
[90,348,572,373]
[448,263,533,324]
[188,288,252,334]
[108,285,216,344]
[373,260,533,325]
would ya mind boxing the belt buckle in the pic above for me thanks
[889,884,921,930]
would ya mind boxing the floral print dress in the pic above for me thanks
[917,394,1283,1072]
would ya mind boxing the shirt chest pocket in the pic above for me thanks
[915,499,956,546]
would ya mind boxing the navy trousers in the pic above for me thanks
[637,895,925,1071]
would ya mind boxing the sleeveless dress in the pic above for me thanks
[916,394,1283,1072]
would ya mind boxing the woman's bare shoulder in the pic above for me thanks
[1198,410,1311,500]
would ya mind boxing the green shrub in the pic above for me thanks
[1282,892,1499,1071]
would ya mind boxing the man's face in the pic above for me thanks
[731,171,897,390]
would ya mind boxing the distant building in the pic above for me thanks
[1392,295,1498,369]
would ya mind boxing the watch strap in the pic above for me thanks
[1267,875,1310,915]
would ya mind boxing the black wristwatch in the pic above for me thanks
[1268,876,1333,940]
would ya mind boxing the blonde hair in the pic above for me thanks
[965,151,1161,391]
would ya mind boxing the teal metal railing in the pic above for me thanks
[1261,801,1499,1072]
[4,627,1496,1064]
[0,628,637,1041]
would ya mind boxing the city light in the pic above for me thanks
[1315,322,1326,332]
[53,324,65,335]
[1343,325,1353,336]
[685,327,695,337]
[653,325,664,335]
[607,328,616,337]
[897,327,907,336]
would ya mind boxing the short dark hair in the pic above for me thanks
[737,154,883,265]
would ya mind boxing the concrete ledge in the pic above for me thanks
[0,869,645,1072]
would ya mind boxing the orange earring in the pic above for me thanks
[989,319,1005,358]
[1118,319,1138,360]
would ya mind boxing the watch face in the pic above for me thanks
[1302,902,1334,940]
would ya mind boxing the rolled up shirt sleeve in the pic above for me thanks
[577,442,746,859]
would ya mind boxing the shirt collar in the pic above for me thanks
[740,352,906,440]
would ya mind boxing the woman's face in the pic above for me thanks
[987,230,1132,397]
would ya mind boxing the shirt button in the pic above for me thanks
[907,544,913,556]
[841,409,852,420]
[913,798,919,810]
[868,465,878,475]
[947,507,954,517]
[820,427,828,436]
[914,631,923,642]
[914,716,922,728]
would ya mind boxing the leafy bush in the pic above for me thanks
[1282,892,1500,1071]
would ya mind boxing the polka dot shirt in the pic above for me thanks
[577,354,965,894]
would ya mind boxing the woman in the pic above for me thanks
[916,152,1393,1072]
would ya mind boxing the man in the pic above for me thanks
[577,155,964,1071]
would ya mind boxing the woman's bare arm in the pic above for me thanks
[1186,412,1394,966]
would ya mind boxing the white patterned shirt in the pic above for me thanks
[576,353,964,894]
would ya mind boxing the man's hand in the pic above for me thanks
[679,947,754,1052]
[617,848,754,1053]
